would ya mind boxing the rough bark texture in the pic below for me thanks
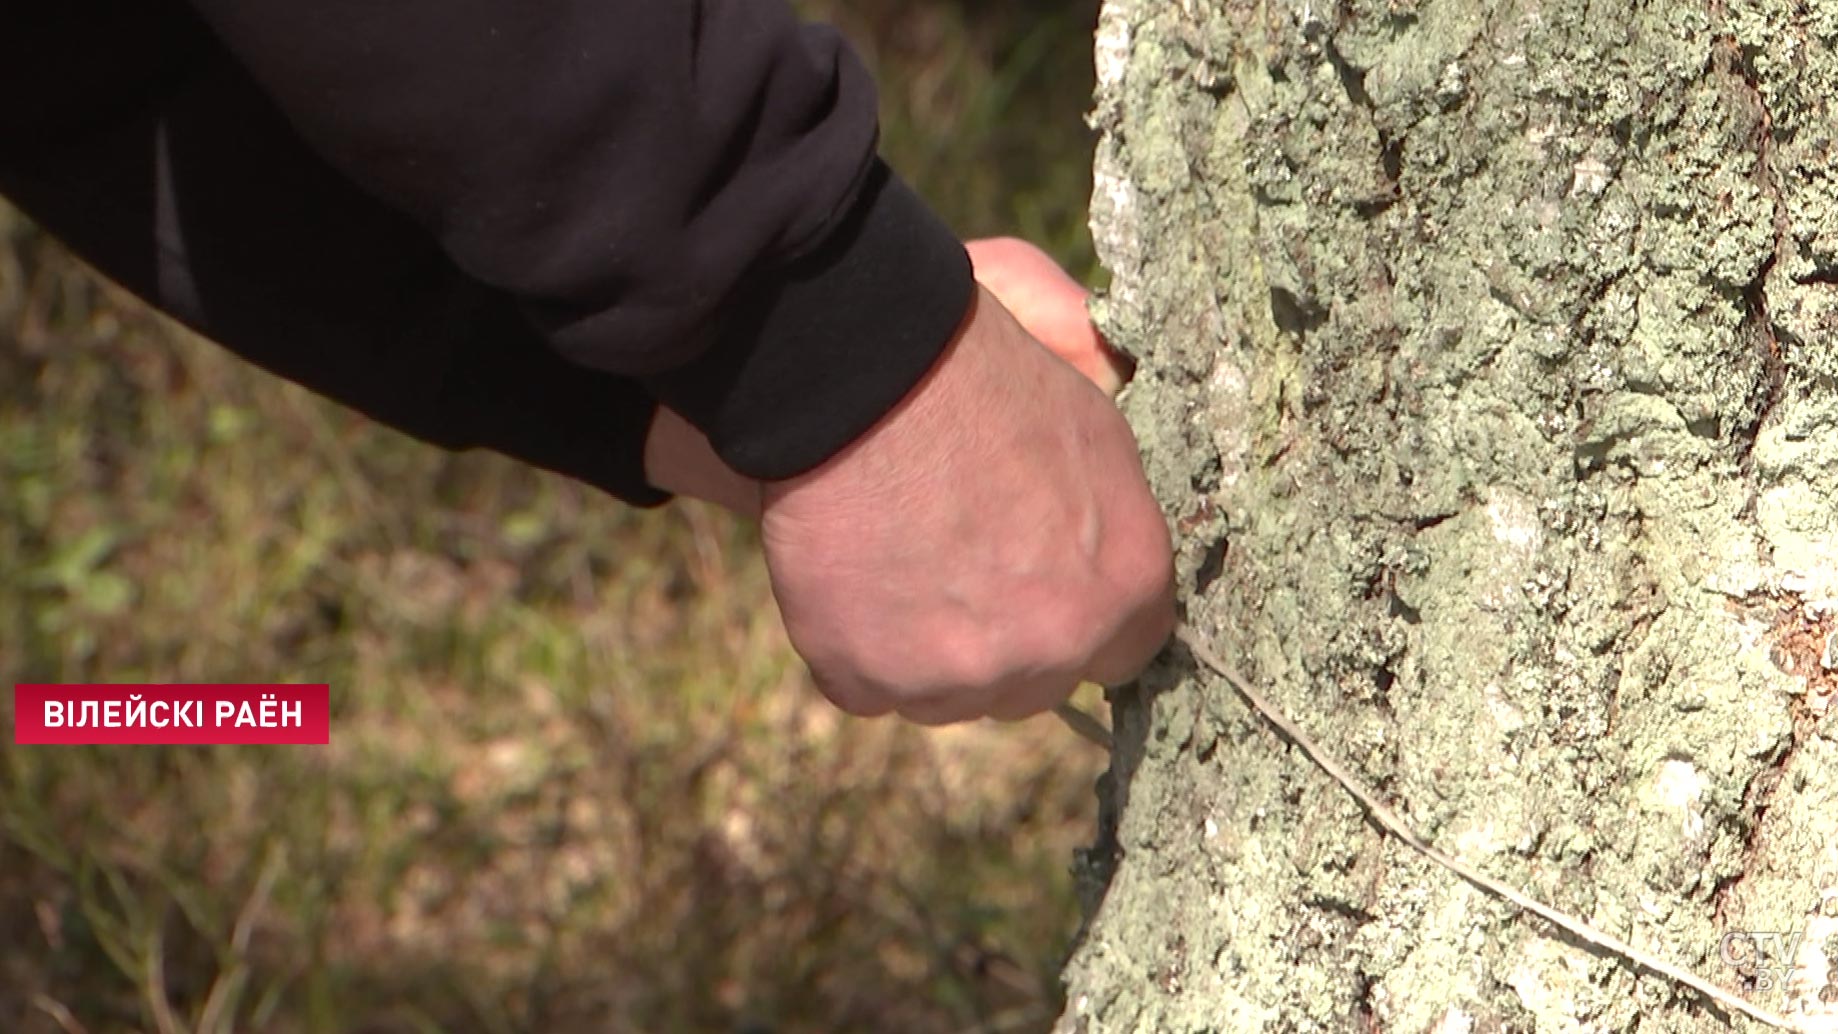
[1063,1,1838,1031]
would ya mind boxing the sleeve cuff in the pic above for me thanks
[441,302,673,507]
[642,161,974,481]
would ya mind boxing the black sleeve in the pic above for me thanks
[1,2,669,505]
[179,0,976,481]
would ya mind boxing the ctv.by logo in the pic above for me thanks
[1717,871,1838,1001]
[1718,928,1834,995]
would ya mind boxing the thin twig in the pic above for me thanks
[1052,702,1113,751]
[1172,623,1804,1034]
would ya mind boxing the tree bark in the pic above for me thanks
[1063,1,1838,1030]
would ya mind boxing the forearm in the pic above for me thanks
[0,13,667,504]
[180,0,975,482]
[7,0,990,515]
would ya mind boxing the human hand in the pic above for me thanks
[757,285,1175,724]
[966,237,1131,395]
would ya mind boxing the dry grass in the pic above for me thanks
[0,4,1109,1033]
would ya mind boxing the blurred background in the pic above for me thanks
[0,2,1109,1032]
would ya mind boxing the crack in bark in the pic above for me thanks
[1705,43,1812,947]
[1717,31,1792,460]
[1711,32,1811,924]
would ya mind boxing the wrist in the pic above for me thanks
[760,284,1087,542]
[643,406,763,516]
[643,163,974,481]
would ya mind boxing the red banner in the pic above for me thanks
[13,684,330,745]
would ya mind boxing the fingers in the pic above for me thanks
[1064,333,1131,397]
[809,653,1087,726]
[896,694,993,727]
[819,645,1153,728]
[903,595,1172,724]
[818,668,1081,727]
[980,670,1084,723]
[808,671,896,719]
[1084,577,1178,688]
[807,585,1170,727]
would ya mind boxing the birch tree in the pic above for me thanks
[1062,1,1838,1030]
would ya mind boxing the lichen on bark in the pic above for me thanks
[1065,1,1838,1031]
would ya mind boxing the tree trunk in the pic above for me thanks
[1062,1,1838,1030]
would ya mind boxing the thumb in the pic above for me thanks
[965,237,1130,395]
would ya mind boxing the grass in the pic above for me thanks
[0,4,1108,1033]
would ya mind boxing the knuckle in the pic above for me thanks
[992,673,1082,722]
[1110,527,1175,608]
[936,640,1004,693]
[1002,597,1097,669]
[925,616,1016,688]
[1056,602,1116,657]
[900,696,984,726]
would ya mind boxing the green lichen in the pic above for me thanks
[1065,1,1838,1031]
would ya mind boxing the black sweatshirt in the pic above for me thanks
[0,1,974,504]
